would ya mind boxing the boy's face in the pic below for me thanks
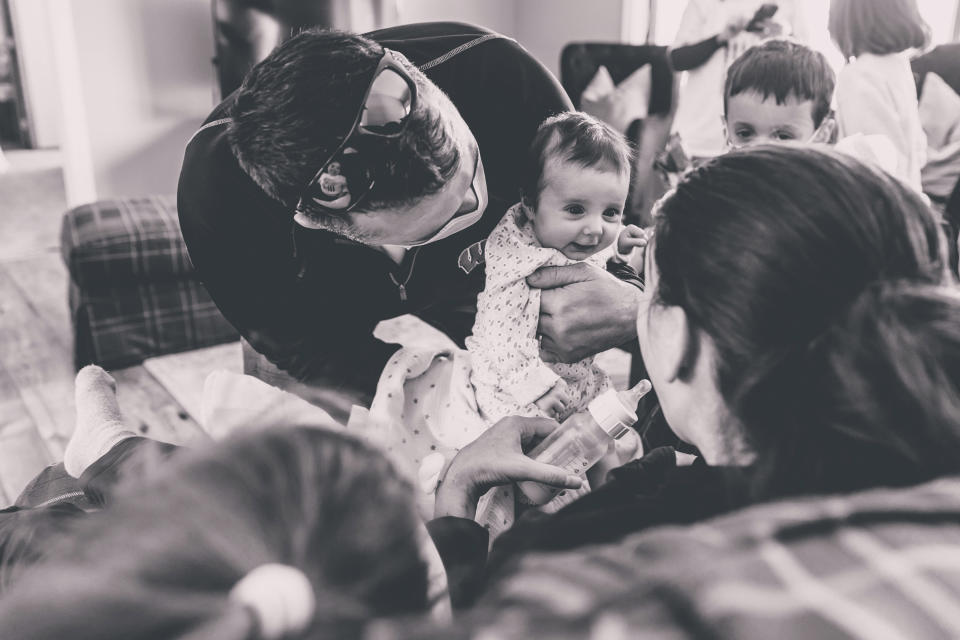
[723,90,819,149]
[527,156,629,261]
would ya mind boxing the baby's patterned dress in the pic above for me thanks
[466,203,613,423]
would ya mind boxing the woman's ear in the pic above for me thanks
[652,304,694,383]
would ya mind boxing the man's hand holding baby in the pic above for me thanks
[529,262,642,364]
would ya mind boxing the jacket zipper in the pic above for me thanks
[387,247,421,302]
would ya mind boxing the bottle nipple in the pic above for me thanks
[588,380,651,440]
[618,379,652,410]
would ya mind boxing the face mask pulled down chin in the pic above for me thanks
[395,178,488,249]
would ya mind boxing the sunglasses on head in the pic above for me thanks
[295,48,417,215]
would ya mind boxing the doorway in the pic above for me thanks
[0,0,30,149]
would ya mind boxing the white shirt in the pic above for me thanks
[836,52,927,192]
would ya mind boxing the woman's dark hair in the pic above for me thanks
[229,28,459,210]
[0,427,429,639]
[520,111,633,211]
[829,0,930,60]
[653,144,953,498]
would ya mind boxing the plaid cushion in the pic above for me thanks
[394,477,960,639]
[61,196,194,287]
[70,277,238,369]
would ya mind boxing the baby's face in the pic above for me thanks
[724,90,818,149]
[528,157,629,260]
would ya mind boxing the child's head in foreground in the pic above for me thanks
[829,0,929,61]
[723,39,836,149]
[520,111,632,260]
[0,426,434,639]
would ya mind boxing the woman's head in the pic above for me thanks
[0,427,430,639]
[829,0,929,60]
[638,144,954,496]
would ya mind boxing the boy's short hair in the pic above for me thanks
[228,28,459,211]
[724,40,836,128]
[521,111,633,210]
[829,0,929,60]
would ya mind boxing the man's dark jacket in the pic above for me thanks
[177,22,572,392]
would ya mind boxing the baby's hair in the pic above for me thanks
[521,111,633,210]
[0,426,429,639]
[829,0,930,60]
[724,39,836,128]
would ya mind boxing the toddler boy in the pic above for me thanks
[723,39,837,149]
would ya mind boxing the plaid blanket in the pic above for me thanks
[386,476,960,639]
[62,197,238,368]
[61,196,195,287]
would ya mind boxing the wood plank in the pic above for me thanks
[0,265,76,459]
[142,341,242,425]
[2,254,77,459]
[0,162,66,262]
[0,364,51,502]
[3,252,72,345]
[112,365,209,447]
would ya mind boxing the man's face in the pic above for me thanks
[723,90,818,149]
[294,80,487,246]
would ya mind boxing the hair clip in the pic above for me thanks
[230,564,316,639]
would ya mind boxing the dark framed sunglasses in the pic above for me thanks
[295,48,417,214]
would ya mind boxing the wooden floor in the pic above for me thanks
[0,150,202,503]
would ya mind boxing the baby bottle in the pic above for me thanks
[517,380,651,506]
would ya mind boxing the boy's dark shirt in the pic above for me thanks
[428,447,753,608]
[177,22,572,393]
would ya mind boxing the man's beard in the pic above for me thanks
[300,210,374,244]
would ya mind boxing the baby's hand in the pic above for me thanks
[616,225,652,274]
[535,384,569,420]
[617,225,650,254]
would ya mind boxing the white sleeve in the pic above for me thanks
[836,65,912,179]
[673,0,709,47]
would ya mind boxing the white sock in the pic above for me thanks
[64,365,138,478]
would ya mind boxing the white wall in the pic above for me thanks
[396,0,519,38]
[515,0,630,77]
[396,0,637,80]
[50,0,216,206]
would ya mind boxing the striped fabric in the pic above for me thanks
[62,197,238,369]
[398,476,960,639]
